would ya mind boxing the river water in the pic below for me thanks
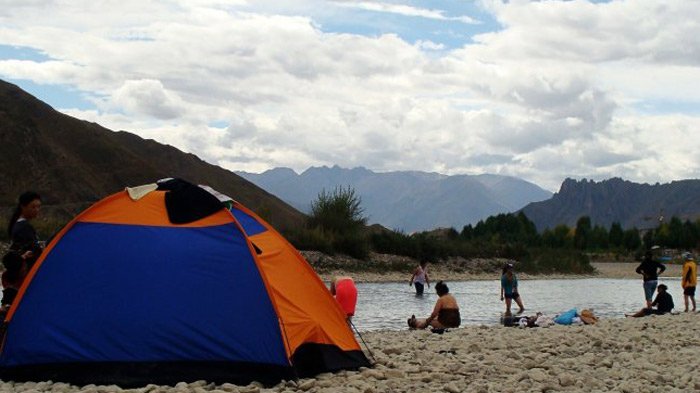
[350,278,684,331]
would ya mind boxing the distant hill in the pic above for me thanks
[520,178,700,231]
[237,166,552,232]
[0,79,305,236]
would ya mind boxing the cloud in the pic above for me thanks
[415,40,445,51]
[0,0,699,192]
[110,79,185,120]
[331,1,479,24]
[478,0,700,65]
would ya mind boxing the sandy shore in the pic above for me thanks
[2,313,698,392]
[318,262,685,283]
[591,262,682,280]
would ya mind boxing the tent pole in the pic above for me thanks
[349,319,376,365]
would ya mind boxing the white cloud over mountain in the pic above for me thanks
[0,0,698,191]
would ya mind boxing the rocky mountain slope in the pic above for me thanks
[0,79,305,236]
[520,177,700,230]
[238,166,552,232]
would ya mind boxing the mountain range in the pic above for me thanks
[520,177,700,231]
[0,79,305,234]
[237,166,553,232]
[3,78,699,238]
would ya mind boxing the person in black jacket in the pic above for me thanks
[635,249,666,308]
[626,284,674,317]
[7,192,43,268]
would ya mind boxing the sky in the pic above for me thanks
[1,0,699,192]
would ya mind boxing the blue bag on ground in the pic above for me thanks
[554,308,578,325]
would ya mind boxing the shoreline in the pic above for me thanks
[317,262,685,283]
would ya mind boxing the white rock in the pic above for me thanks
[384,369,404,379]
[558,373,575,387]
[444,382,461,393]
[317,380,333,388]
[220,383,239,392]
[528,369,548,382]
[383,347,403,355]
[361,370,385,380]
[297,380,316,391]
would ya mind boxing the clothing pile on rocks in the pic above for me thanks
[502,308,598,328]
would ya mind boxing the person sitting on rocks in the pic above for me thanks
[626,284,674,317]
[407,281,460,330]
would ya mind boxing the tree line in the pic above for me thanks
[287,187,700,273]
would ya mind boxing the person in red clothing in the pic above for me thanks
[330,276,357,320]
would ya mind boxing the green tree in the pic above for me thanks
[642,229,655,250]
[574,216,592,249]
[308,186,369,259]
[608,222,624,248]
[589,225,609,249]
[667,216,684,248]
[681,220,699,249]
[309,186,366,232]
[655,223,671,248]
[624,228,642,251]
[460,224,474,240]
[516,212,539,246]
[542,224,572,248]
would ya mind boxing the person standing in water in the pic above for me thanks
[681,253,697,312]
[409,260,429,296]
[635,249,666,308]
[500,263,525,314]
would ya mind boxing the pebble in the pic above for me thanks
[558,373,575,387]
[384,369,404,379]
[297,380,316,391]
[527,369,548,382]
[4,314,700,393]
[444,382,460,393]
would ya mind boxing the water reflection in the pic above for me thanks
[351,278,682,331]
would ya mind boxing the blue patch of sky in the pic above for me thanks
[3,78,96,111]
[0,45,52,62]
[633,99,700,116]
[317,1,500,50]
[0,45,96,110]
[208,120,229,128]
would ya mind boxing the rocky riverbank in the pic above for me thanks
[302,251,516,282]
[1,313,698,392]
[303,251,686,282]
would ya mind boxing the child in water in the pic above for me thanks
[500,263,525,314]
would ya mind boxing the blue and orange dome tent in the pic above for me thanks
[0,179,370,387]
